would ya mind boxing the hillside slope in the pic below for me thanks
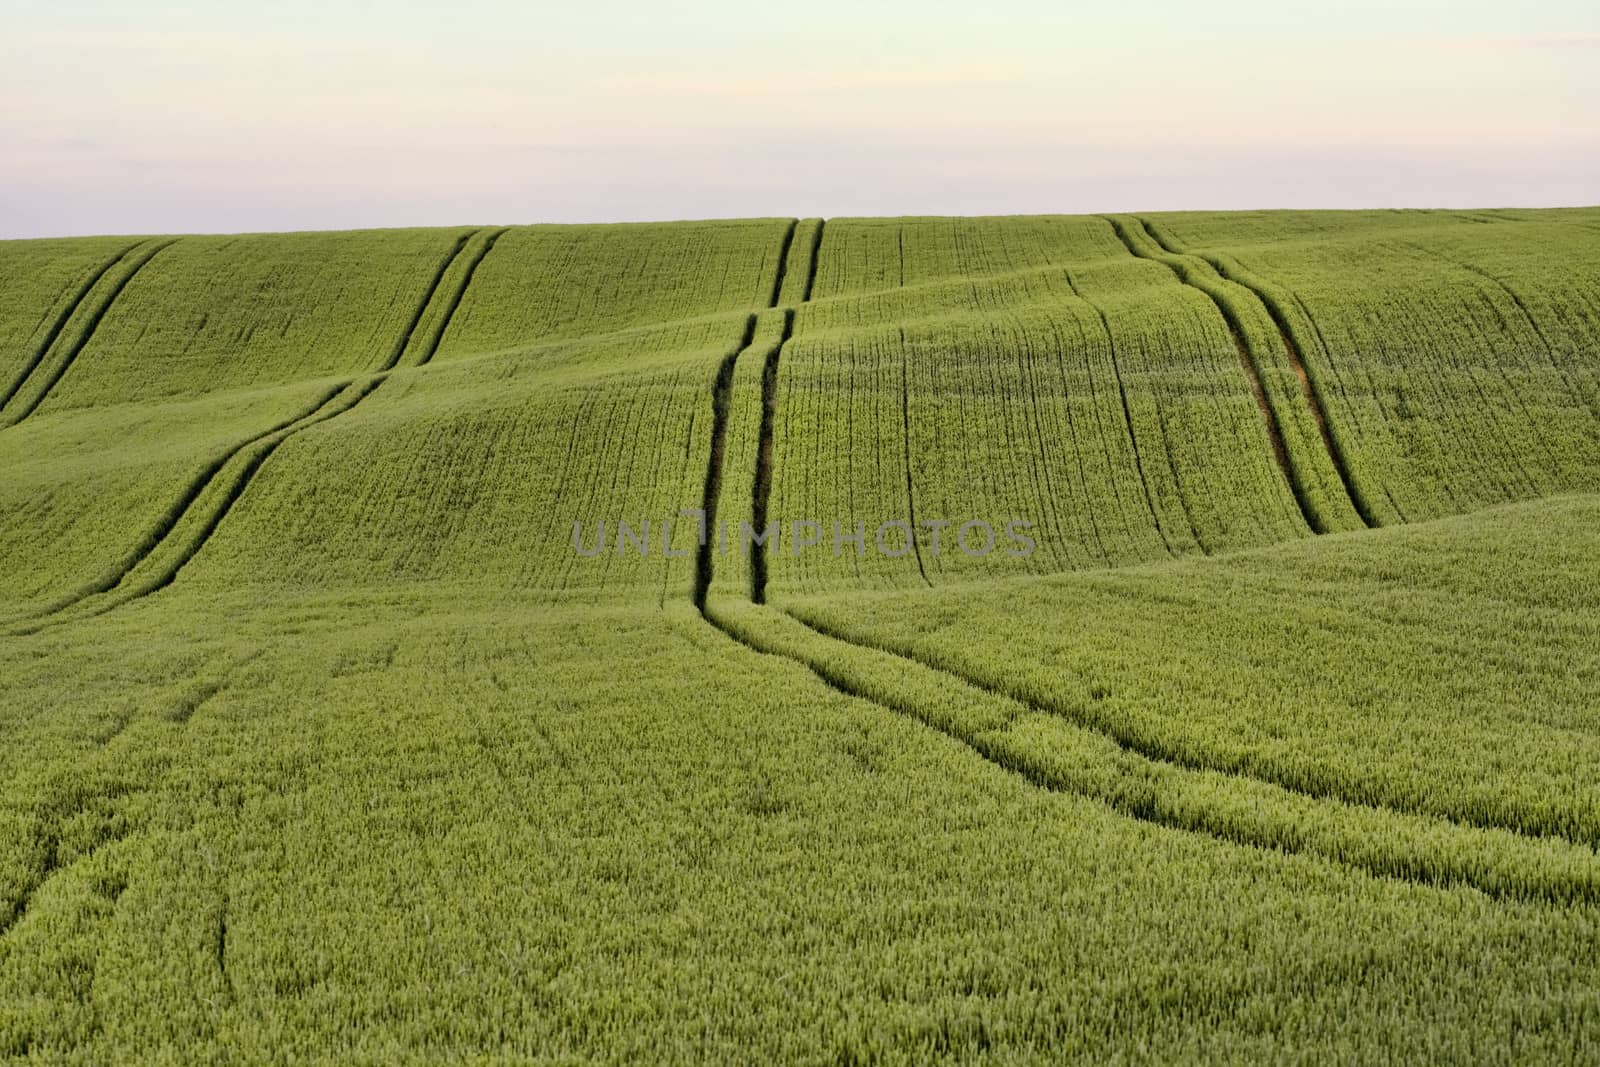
[2,210,1599,1062]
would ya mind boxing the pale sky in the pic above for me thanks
[2,1,1596,238]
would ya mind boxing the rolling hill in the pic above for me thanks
[2,209,1599,1062]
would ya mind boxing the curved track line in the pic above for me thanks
[413,228,510,367]
[377,230,478,372]
[692,315,759,611]
[800,219,826,302]
[701,602,1600,904]
[782,604,1598,853]
[750,220,824,602]
[767,220,798,309]
[8,231,489,634]
[1139,219,1380,528]
[6,381,374,635]
[0,239,178,427]
[1141,221,1381,523]
[0,241,143,413]
[128,380,385,600]
[1103,217,1322,534]
[0,382,348,627]
[749,311,793,603]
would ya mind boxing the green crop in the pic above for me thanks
[2,208,1599,1063]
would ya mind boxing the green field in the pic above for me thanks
[2,210,1599,1063]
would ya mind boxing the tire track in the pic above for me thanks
[701,601,1600,905]
[1,382,347,627]
[749,311,793,603]
[1103,216,1323,534]
[0,239,178,427]
[0,240,143,414]
[749,221,826,603]
[1062,267,1176,556]
[378,230,478,372]
[413,229,510,367]
[1137,217,1379,529]
[767,220,798,309]
[782,604,1600,854]
[693,314,759,612]
[800,220,826,302]
[7,230,490,634]
[1285,290,1409,523]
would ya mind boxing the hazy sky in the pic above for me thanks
[2,1,1596,237]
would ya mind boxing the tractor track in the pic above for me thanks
[6,228,500,634]
[1,239,179,427]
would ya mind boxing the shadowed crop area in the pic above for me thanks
[2,210,1599,1062]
